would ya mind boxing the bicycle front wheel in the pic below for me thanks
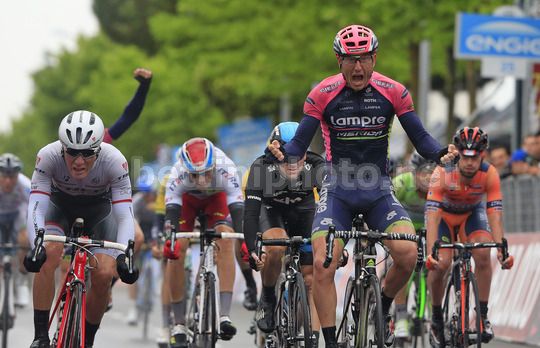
[465,272,482,348]
[338,276,357,348]
[194,272,217,348]
[59,283,84,348]
[290,272,312,347]
[356,275,384,348]
[1,267,12,348]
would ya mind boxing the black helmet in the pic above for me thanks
[453,127,488,156]
[409,151,436,172]
[0,153,23,175]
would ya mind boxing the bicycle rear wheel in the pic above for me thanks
[193,272,217,348]
[465,272,482,348]
[290,272,312,347]
[356,275,384,348]
[59,283,84,348]
[408,270,429,348]
[338,276,357,348]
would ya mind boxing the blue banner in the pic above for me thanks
[455,13,540,59]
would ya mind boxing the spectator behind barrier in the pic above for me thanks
[488,144,511,179]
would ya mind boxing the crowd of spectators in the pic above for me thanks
[487,131,540,179]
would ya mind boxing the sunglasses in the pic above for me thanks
[65,148,97,158]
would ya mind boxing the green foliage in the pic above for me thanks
[92,0,176,55]
[1,0,515,174]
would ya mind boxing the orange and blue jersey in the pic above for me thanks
[426,162,502,241]
[426,162,502,215]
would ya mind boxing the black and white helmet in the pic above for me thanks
[0,153,22,175]
[58,110,105,150]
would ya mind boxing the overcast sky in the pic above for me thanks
[0,0,98,132]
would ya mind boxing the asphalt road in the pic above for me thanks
[8,282,534,348]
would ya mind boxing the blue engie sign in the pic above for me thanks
[455,13,540,60]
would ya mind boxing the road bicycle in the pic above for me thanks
[28,218,136,348]
[254,233,314,348]
[0,223,17,348]
[168,220,244,348]
[324,214,420,348]
[432,239,510,348]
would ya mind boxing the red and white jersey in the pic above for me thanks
[165,147,243,206]
[27,141,134,244]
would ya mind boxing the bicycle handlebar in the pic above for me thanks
[323,216,419,269]
[254,234,310,259]
[431,238,510,269]
[174,231,244,240]
[42,235,128,252]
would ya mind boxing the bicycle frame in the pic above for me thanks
[255,234,313,347]
[0,223,16,348]
[29,219,132,348]
[324,215,420,348]
[433,239,510,347]
[174,228,244,345]
[51,248,87,348]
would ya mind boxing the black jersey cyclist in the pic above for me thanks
[244,122,325,341]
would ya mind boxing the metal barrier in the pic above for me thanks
[501,175,540,232]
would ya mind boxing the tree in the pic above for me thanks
[93,0,177,55]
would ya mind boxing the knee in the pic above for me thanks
[91,268,115,293]
[473,250,491,269]
[303,271,314,291]
[393,243,417,272]
[41,244,63,273]
[313,255,334,282]
[265,245,285,260]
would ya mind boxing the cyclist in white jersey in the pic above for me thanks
[23,111,139,348]
[164,138,244,347]
[0,153,31,311]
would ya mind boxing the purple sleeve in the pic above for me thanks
[108,79,151,140]
[282,115,320,159]
[399,111,444,162]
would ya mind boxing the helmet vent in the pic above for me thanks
[83,131,93,144]
[89,114,96,125]
[66,129,73,143]
[76,127,83,144]
[66,113,73,124]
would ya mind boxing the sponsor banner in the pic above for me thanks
[455,13,540,60]
[491,233,540,345]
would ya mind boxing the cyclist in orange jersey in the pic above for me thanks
[425,127,514,347]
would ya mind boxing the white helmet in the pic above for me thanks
[58,110,105,150]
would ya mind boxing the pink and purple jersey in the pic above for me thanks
[304,72,414,171]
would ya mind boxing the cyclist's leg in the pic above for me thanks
[463,207,493,303]
[426,214,457,305]
[31,200,68,345]
[463,206,494,339]
[255,204,287,333]
[311,184,352,345]
[290,203,320,337]
[234,237,258,310]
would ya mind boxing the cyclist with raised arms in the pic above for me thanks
[267,24,458,347]
[24,111,139,348]
[425,127,514,347]
[0,153,31,314]
[244,122,325,344]
[164,138,244,348]
[391,152,436,339]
